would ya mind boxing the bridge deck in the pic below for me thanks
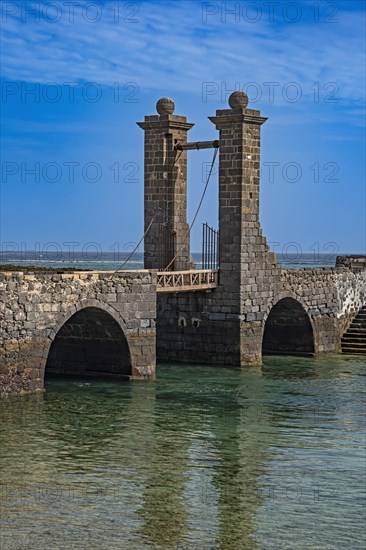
[156,269,218,293]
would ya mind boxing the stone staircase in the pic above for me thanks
[341,306,366,355]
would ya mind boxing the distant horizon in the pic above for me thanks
[1,249,365,257]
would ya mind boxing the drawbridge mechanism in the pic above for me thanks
[163,145,218,271]
[115,143,219,273]
[174,140,220,151]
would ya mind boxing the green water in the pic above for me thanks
[1,355,365,550]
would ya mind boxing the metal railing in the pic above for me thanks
[202,223,219,269]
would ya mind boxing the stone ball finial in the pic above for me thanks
[228,91,248,109]
[156,97,175,115]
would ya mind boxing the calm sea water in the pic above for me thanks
[1,356,365,549]
[0,251,340,270]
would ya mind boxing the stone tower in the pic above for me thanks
[137,98,194,270]
[209,91,267,286]
[209,91,281,363]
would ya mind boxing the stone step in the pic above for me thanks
[345,347,366,352]
[341,332,366,344]
[341,307,366,356]
[341,342,366,350]
[342,307,366,354]
[342,341,366,348]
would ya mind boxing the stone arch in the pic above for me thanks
[44,300,132,379]
[262,295,315,356]
[49,298,130,341]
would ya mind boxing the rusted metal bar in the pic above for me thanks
[204,223,207,269]
[208,225,212,270]
[213,229,217,270]
[174,140,220,151]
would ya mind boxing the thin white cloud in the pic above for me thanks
[0,1,364,107]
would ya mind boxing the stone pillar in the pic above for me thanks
[209,92,281,364]
[209,91,267,290]
[137,98,194,271]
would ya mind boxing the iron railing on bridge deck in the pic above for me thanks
[202,223,219,270]
[157,269,219,293]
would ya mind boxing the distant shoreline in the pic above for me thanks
[0,264,85,273]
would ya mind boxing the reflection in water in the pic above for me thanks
[0,355,365,549]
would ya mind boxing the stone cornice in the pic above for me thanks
[137,114,194,131]
[209,108,267,128]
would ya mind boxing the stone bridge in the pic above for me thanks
[0,271,156,397]
[1,261,365,397]
[157,261,366,365]
[1,92,365,397]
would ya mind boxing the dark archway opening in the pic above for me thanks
[262,298,314,356]
[46,307,132,378]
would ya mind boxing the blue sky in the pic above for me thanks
[1,0,365,255]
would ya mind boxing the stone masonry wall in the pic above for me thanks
[157,266,366,364]
[157,289,240,365]
[0,270,157,397]
[336,255,366,271]
[333,268,366,334]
